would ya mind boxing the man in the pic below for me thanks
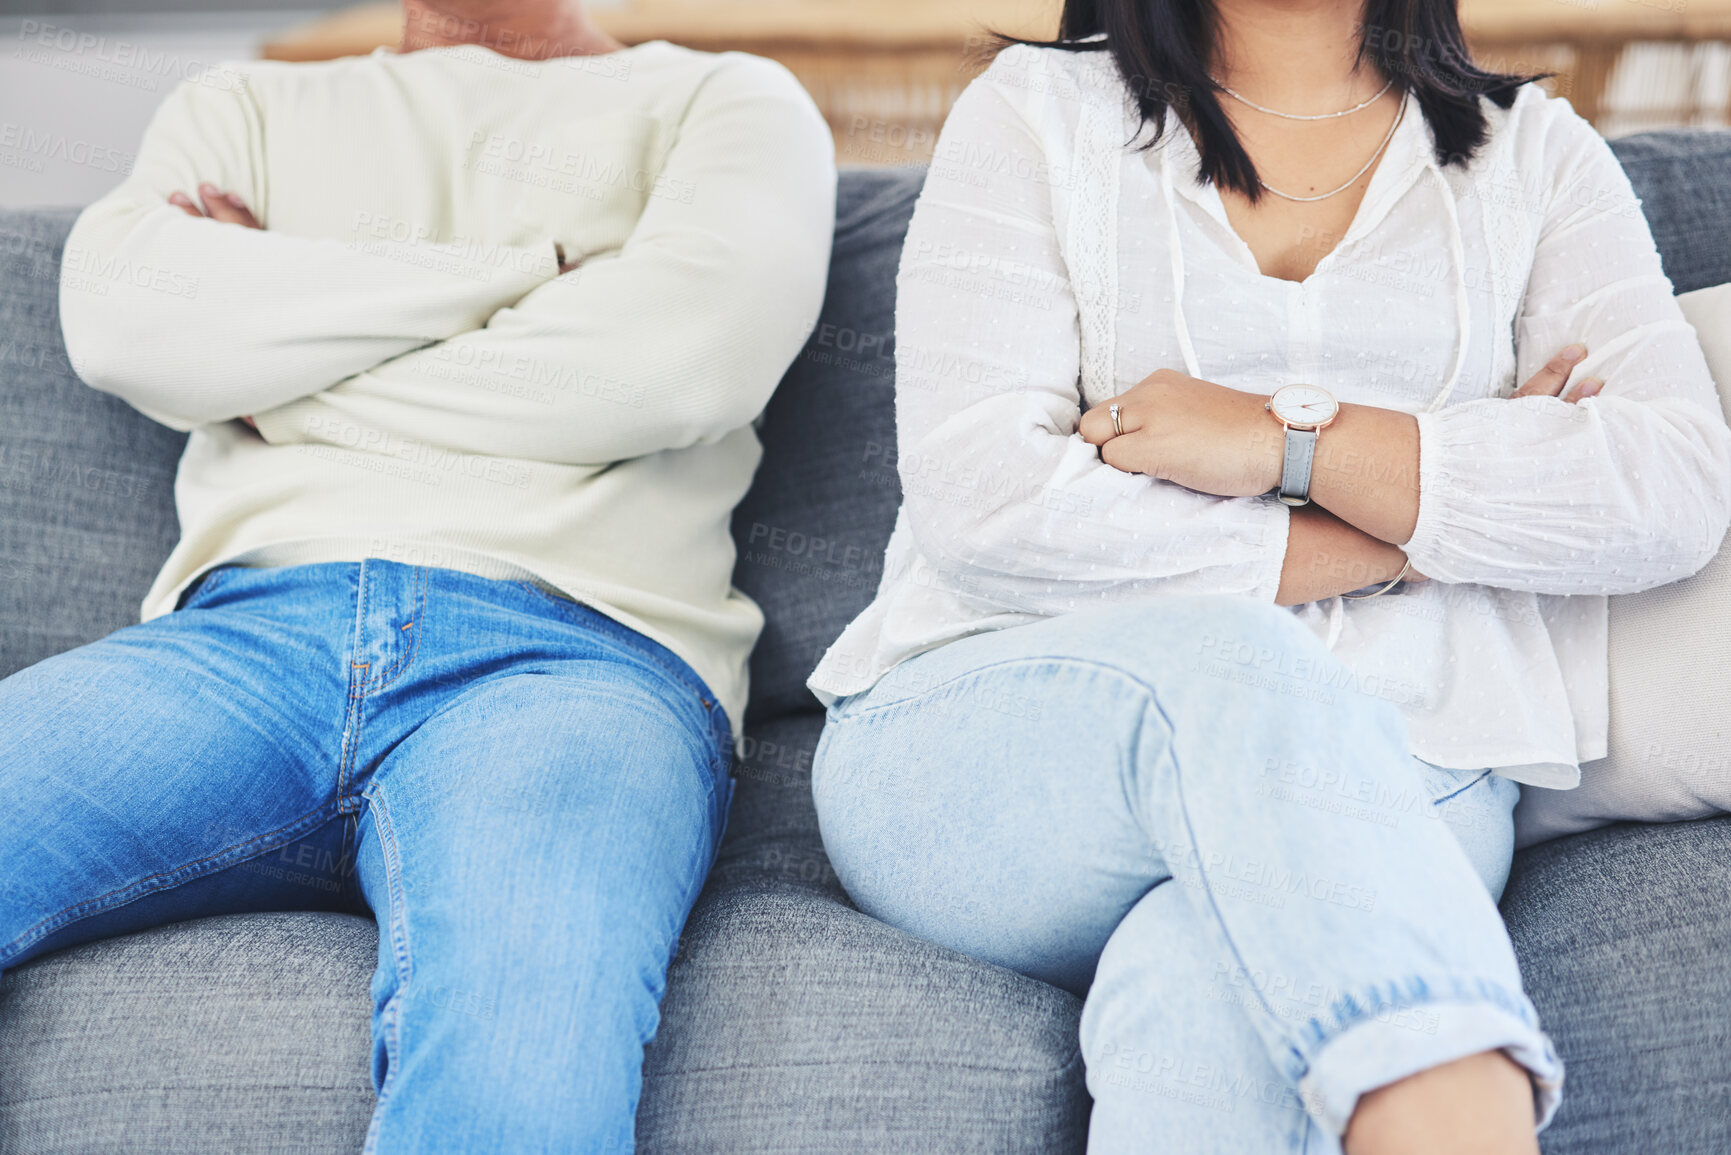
[0,0,835,1145]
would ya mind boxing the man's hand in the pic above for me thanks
[167,183,262,229]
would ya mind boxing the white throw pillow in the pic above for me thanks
[1514,283,1731,848]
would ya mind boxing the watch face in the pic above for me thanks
[1270,385,1339,429]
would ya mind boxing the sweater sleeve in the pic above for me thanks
[58,71,558,432]
[1403,104,1731,594]
[886,54,1290,617]
[250,55,836,466]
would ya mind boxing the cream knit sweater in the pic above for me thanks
[59,41,837,740]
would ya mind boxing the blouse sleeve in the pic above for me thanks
[1404,100,1731,595]
[893,52,1291,616]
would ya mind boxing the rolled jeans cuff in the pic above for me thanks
[1298,1000,1565,1137]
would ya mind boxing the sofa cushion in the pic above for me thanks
[1515,283,1731,846]
[641,890,1089,1154]
[1501,815,1731,1154]
[644,710,1089,1152]
[0,208,186,681]
[1609,130,1731,295]
[0,911,375,1154]
[709,701,847,903]
[727,169,917,723]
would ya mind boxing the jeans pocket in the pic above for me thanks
[1418,763,1493,807]
[177,564,242,610]
[1415,762,1518,899]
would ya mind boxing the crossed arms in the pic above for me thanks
[60,56,837,467]
[890,75,1731,611]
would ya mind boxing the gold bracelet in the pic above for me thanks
[1341,557,1412,600]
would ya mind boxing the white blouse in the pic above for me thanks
[808,44,1731,787]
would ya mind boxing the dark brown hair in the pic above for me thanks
[999,0,1548,202]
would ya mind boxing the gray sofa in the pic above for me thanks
[3,138,1731,1154]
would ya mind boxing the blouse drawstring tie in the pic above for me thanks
[1158,116,1472,648]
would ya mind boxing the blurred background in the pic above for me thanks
[3,0,1731,207]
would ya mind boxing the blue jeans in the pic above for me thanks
[0,560,733,1154]
[811,597,1561,1153]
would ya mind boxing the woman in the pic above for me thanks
[807,1,1731,1152]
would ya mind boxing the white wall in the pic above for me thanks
[5,12,1727,211]
[0,11,307,207]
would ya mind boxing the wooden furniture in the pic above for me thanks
[264,0,1058,165]
[1468,0,1731,127]
[261,0,1731,160]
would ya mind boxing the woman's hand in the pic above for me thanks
[1077,369,1282,498]
[1279,506,1427,605]
[167,183,262,229]
[1511,343,1603,402]
[1083,345,1605,511]
[1084,345,1602,594]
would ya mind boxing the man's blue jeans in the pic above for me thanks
[0,560,733,1153]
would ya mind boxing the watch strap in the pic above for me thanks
[1277,428,1317,506]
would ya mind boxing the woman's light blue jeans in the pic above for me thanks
[812,597,1562,1153]
[0,559,733,1154]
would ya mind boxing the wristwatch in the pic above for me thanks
[1265,384,1340,506]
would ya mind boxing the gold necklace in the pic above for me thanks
[1252,98,1406,204]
